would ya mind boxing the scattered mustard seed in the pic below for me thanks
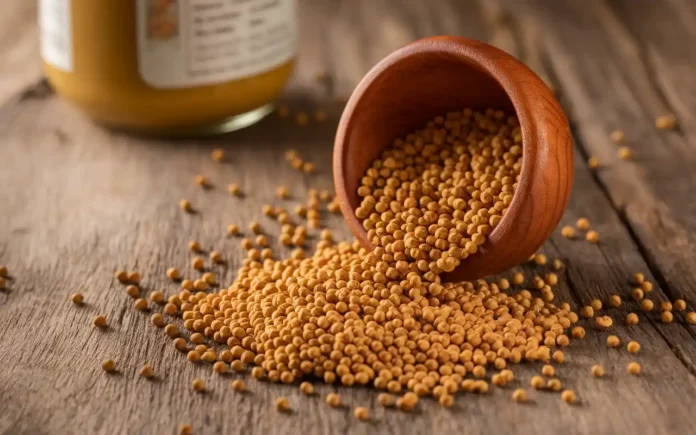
[572,326,586,339]
[213,361,227,374]
[534,253,547,265]
[164,303,178,315]
[315,109,328,122]
[626,312,639,326]
[194,175,209,188]
[576,218,590,230]
[227,183,241,196]
[191,257,204,271]
[581,306,595,318]
[541,365,555,377]
[686,312,696,325]
[210,251,223,264]
[641,281,653,292]
[618,146,632,160]
[552,351,565,364]
[179,424,193,435]
[587,156,599,169]
[661,301,673,312]
[632,288,644,301]
[586,230,599,244]
[140,364,154,378]
[655,114,677,130]
[211,148,225,162]
[610,129,625,143]
[164,324,179,338]
[561,226,575,238]
[595,316,613,329]
[561,390,577,404]
[633,272,645,284]
[354,407,370,420]
[166,267,180,280]
[640,299,654,312]
[627,341,641,354]
[326,393,341,407]
[191,378,206,392]
[93,315,107,328]
[299,382,314,395]
[673,299,686,311]
[227,224,240,236]
[512,272,525,286]
[151,313,165,327]
[530,376,544,389]
[102,359,116,372]
[661,311,674,324]
[553,259,564,271]
[607,335,621,348]
[591,364,605,378]
[627,362,641,375]
[275,397,291,412]
[115,270,129,284]
[591,299,603,311]
[134,298,148,311]
[608,294,622,308]
[71,293,84,305]
[179,199,192,212]
[231,379,246,392]
[378,393,395,407]
[512,388,527,403]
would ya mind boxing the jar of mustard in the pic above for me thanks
[39,0,297,135]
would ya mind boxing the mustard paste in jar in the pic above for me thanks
[39,0,297,134]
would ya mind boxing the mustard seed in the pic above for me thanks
[102,359,116,372]
[605,294,620,308]
[610,129,625,143]
[627,362,641,375]
[93,315,107,328]
[641,281,653,292]
[134,298,148,311]
[586,230,599,244]
[626,312,639,325]
[115,270,129,283]
[512,388,527,403]
[179,199,192,212]
[71,293,84,305]
[276,397,291,412]
[173,338,187,352]
[640,299,654,312]
[195,175,209,188]
[627,341,641,354]
[595,316,613,329]
[591,299,602,311]
[587,156,599,169]
[164,303,178,315]
[553,259,564,271]
[576,218,590,230]
[191,378,205,392]
[660,301,673,312]
[686,312,696,324]
[581,306,595,318]
[227,224,240,236]
[534,254,547,265]
[547,379,562,392]
[191,257,204,271]
[166,267,180,280]
[299,382,314,395]
[655,114,677,130]
[572,326,586,339]
[591,364,605,378]
[231,379,246,392]
[276,186,289,199]
[661,311,674,324]
[512,272,525,285]
[673,299,686,311]
[552,351,565,364]
[354,407,370,420]
[179,424,193,435]
[530,376,544,389]
[210,251,223,264]
[164,324,179,338]
[632,288,644,301]
[211,148,225,162]
[326,393,341,407]
[561,390,577,404]
[151,313,165,327]
[227,183,241,196]
[561,226,575,238]
[140,364,154,378]
[607,335,621,348]
[213,361,227,374]
[125,285,139,298]
[618,146,631,160]
[438,395,454,408]
[202,272,216,285]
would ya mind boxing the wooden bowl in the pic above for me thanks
[333,36,573,281]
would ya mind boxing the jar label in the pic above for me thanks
[136,0,297,89]
[39,0,73,72]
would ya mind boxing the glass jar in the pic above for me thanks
[39,0,297,135]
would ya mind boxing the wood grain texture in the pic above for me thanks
[1,0,696,434]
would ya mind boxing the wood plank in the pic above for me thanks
[1,1,696,434]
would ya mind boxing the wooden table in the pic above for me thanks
[2,1,695,434]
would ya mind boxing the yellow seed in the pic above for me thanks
[164,303,178,315]
[633,272,645,284]
[71,293,84,305]
[512,388,527,403]
[640,299,654,312]
[227,224,240,236]
[512,272,525,285]
[610,129,625,143]
[195,175,209,187]
[687,312,696,325]
[552,351,565,364]
[534,254,547,265]
[302,162,315,173]
[227,183,241,196]
[101,359,116,372]
[586,230,599,244]
[126,285,140,298]
[541,365,555,377]
[627,362,641,375]
[179,424,193,435]
[591,299,602,311]
[189,241,201,252]
[275,397,291,412]
[673,299,686,311]
[378,393,395,407]
[166,267,180,280]
[115,270,129,283]
[140,364,154,378]
[581,306,594,318]
[632,288,644,301]
[173,338,187,352]
[561,390,577,404]
[128,271,141,284]
[191,378,206,392]
[530,376,544,389]
[587,156,599,169]
[608,294,621,308]
[627,341,641,354]
[655,113,677,130]
[134,298,148,311]
[164,324,179,338]
[607,335,621,348]
[438,395,454,408]
[591,364,605,377]
[553,259,564,271]
[151,313,165,327]
[213,361,227,374]
[202,272,216,285]
[572,326,586,339]
[191,257,204,271]
[618,146,632,160]
[210,251,223,264]
[251,367,265,380]
[276,186,289,199]
[231,379,246,392]
[595,315,613,329]
[299,382,314,395]
[641,281,653,292]
[661,311,673,324]
[179,199,192,212]
[93,315,107,328]
[547,379,562,392]
[326,393,341,407]
[212,148,225,162]
[561,226,575,238]
[576,218,590,230]
[354,406,370,420]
